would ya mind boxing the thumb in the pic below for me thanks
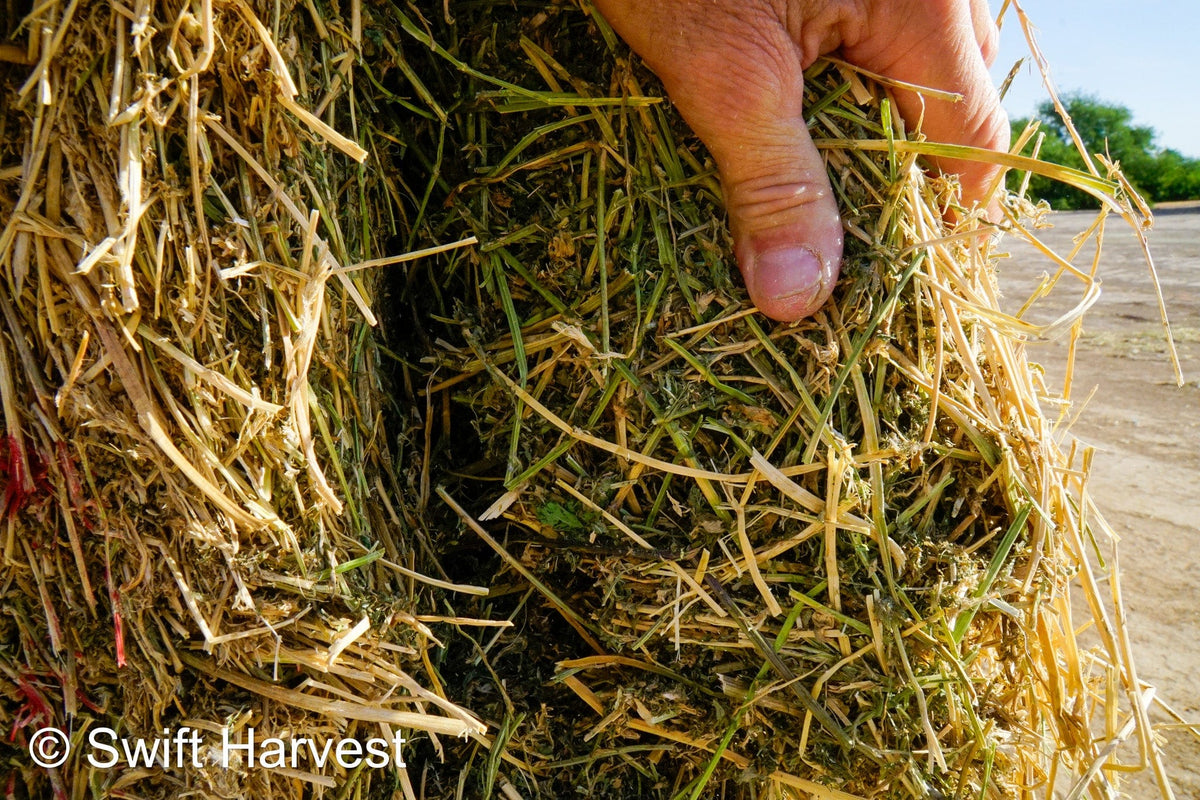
[593,2,842,321]
[717,79,844,322]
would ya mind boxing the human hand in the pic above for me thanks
[592,0,1009,321]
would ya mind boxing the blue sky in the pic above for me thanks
[990,1,1200,158]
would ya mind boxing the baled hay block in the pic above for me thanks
[0,0,1178,798]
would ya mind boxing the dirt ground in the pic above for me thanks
[999,205,1200,797]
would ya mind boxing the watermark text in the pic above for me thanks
[29,726,408,771]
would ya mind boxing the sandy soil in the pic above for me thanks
[999,207,1200,797]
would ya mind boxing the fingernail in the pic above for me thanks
[753,245,831,313]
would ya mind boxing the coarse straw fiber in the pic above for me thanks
[0,0,1182,798]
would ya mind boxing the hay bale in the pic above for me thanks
[1,1,481,797]
[0,0,1179,798]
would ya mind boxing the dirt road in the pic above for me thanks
[1000,206,1200,796]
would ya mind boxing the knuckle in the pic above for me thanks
[724,174,836,228]
[977,24,1000,66]
[967,96,1010,152]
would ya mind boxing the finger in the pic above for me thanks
[968,0,1000,67]
[592,1,842,321]
[847,1,1009,207]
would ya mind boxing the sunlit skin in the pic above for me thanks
[592,0,1010,321]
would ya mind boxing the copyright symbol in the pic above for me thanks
[29,727,70,768]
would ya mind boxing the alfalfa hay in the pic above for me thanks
[1,0,483,797]
[0,0,1180,798]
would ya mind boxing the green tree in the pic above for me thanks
[1008,93,1200,209]
[1155,148,1200,200]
